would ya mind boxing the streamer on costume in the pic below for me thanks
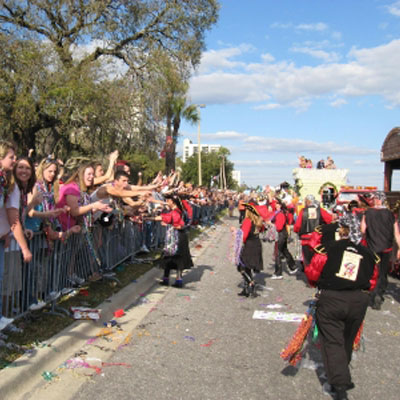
[229,228,243,266]
[280,299,317,366]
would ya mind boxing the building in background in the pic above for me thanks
[182,138,221,162]
[232,170,241,186]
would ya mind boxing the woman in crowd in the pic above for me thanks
[26,157,78,240]
[0,141,21,329]
[57,163,112,230]
[57,163,112,284]
[5,157,42,313]
[237,203,264,297]
[155,194,193,288]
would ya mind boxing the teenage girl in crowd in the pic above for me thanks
[155,195,193,288]
[0,141,25,329]
[237,203,264,297]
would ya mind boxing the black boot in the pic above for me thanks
[238,284,249,297]
[249,282,258,298]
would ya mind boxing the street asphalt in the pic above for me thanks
[3,213,400,400]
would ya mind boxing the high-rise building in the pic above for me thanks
[232,170,241,186]
[182,138,221,162]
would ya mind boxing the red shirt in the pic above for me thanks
[161,208,184,228]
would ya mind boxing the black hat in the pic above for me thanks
[243,202,260,216]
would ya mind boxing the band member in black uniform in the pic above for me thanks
[237,203,264,297]
[294,194,332,269]
[361,191,395,310]
[305,222,379,400]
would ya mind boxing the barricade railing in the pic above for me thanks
[0,203,222,321]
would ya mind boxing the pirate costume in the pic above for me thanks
[237,203,264,297]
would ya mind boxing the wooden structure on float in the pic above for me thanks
[381,127,400,207]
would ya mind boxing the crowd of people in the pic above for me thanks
[2,137,399,399]
[232,181,400,400]
[298,155,336,169]
[0,140,232,332]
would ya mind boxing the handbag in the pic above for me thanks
[163,225,179,256]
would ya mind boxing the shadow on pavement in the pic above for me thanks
[183,264,214,285]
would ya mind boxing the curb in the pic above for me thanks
[0,266,164,400]
[0,218,227,399]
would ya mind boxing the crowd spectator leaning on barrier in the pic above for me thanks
[0,141,233,331]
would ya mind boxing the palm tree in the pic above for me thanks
[165,95,199,173]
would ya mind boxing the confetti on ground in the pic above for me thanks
[200,339,216,347]
[184,336,196,341]
[265,304,285,309]
[252,311,304,322]
[42,371,58,381]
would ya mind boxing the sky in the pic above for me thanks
[179,0,400,190]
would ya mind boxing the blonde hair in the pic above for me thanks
[65,163,95,193]
[245,208,263,233]
[36,158,60,203]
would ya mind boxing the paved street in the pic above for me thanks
[20,215,400,400]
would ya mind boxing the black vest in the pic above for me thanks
[318,239,377,290]
[299,205,321,235]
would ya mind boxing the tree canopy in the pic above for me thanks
[0,0,220,172]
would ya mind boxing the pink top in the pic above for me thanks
[57,182,80,230]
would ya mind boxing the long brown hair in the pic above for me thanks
[10,157,36,195]
[64,163,95,193]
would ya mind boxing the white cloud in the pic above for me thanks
[290,46,340,62]
[330,98,347,107]
[196,44,254,74]
[387,1,400,17]
[296,22,328,32]
[270,22,293,29]
[189,39,400,109]
[254,103,281,110]
[201,131,245,140]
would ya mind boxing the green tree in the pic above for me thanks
[181,147,235,188]
[0,0,219,156]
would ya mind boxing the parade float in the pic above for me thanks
[292,167,349,206]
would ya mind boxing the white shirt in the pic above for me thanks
[0,185,21,238]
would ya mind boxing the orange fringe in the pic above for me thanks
[280,314,313,366]
[353,321,364,351]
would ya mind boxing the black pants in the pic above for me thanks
[239,210,245,224]
[316,289,369,388]
[275,231,295,275]
[301,243,314,269]
[370,251,391,305]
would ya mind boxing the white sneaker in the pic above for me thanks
[29,301,47,311]
[288,267,299,275]
[0,316,14,331]
[270,274,283,280]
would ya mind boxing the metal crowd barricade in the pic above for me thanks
[0,203,222,321]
